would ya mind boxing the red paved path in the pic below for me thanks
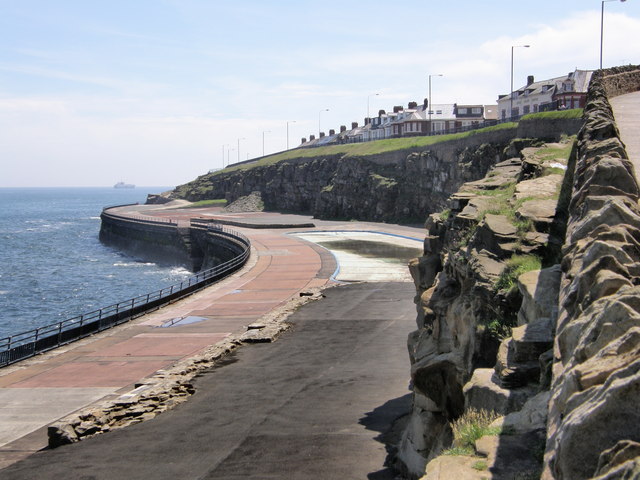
[0,206,423,468]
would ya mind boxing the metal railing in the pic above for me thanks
[0,223,250,368]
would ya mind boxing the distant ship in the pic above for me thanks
[114,182,135,189]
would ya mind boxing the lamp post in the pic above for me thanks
[221,144,228,168]
[227,147,235,167]
[601,0,627,69]
[286,121,296,150]
[237,138,245,163]
[428,74,443,132]
[318,108,329,136]
[262,130,270,157]
[367,93,379,120]
[510,45,530,119]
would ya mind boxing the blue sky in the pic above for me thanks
[1,0,639,188]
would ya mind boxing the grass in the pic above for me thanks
[179,198,227,208]
[494,254,542,293]
[214,122,518,175]
[472,460,488,471]
[370,173,398,188]
[442,408,503,457]
[520,108,583,120]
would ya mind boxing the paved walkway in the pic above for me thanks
[610,90,640,178]
[0,282,417,480]
[0,206,423,471]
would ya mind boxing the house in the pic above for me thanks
[498,69,594,119]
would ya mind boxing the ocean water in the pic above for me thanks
[0,187,191,340]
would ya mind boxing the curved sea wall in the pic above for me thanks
[99,208,246,272]
[166,117,581,223]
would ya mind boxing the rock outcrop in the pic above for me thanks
[543,68,640,480]
[400,64,640,480]
[396,137,574,478]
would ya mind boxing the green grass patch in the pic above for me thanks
[439,208,452,221]
[370,173,397,188]
[520,108,583,120]
[472,460,488,471]
[442,408,503,457]
[215,122,518,175]
[495,254,542,292]
[180,198,227,208]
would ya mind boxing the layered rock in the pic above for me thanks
[397,137,574,478]
[543,69,640,480]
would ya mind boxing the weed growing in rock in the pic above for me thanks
[446,408,502,454]
[439,208,451,221]
[494,254,542,293]
[472,460,488,471]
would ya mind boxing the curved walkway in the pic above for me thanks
[0,206,423,472]
[610,90,640,178]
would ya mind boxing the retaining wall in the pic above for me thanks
[543,66,640,479]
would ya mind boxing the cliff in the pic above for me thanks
[398,65,640,480]
[160,117,581,223]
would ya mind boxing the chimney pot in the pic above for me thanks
[408,101,418,109]
[527,75,534,86]
[378,109,386,117]
[329,129,335,135]
[319,132,325,138]
[351,122,358,129]
[340,125,347,133]
[310,134,315,141]
[393,105,403,113]
[301,137,307,144]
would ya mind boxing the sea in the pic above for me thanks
[0,187,192,341]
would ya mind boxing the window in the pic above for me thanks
[523,105,530,114]
[458,107,467,114]
[471,107,482,114]
[501,109,506,119]
[533,104,538,112]
[436,110,442,114]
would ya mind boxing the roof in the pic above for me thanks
[503,69,594,99]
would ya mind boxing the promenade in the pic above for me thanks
[610,90,640,177]
[0,204,423,477]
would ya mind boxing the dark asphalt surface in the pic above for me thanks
[0,282,416,480]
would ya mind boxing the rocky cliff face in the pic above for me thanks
[398,65,640,480]
[396,137,574,478]
[543,68,640,480]
[165,120,587,224]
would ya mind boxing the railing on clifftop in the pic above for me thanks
[0,221,251,368]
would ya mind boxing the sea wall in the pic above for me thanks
[99,209,243,272]
[167,118,581,223]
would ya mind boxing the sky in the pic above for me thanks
[1,0,639,188]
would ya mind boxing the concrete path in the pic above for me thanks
[0,282,416,480]
[610,90,640,177]
[0,206,423,473]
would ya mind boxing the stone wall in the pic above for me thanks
[543,68,640,479]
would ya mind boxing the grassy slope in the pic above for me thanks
[218,121,519,175]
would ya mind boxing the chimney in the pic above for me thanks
[301,137,307,144]
[423,98,428,108]
[408,101,418,109]
[340,125,347,133]
[329,129,335,136]
[310,134,315,141]
[351,122,358,129]
[378,109,386,117]
[319,132,325,138]
[527,75,534,86]
[393,105,403,113]
[364,117,371,125]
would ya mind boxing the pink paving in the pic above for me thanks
[0,215,331,393]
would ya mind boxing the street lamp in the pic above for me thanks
[510,45,530,119]
[286,121,296,150]
[367,93,379,119]
[318,108,329,136]
[221,144,228,168]
[428,74,443,131]
[262,130,270,157]
[226,147,235,167]
[237,138,245,163]
[601,0,627,69]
